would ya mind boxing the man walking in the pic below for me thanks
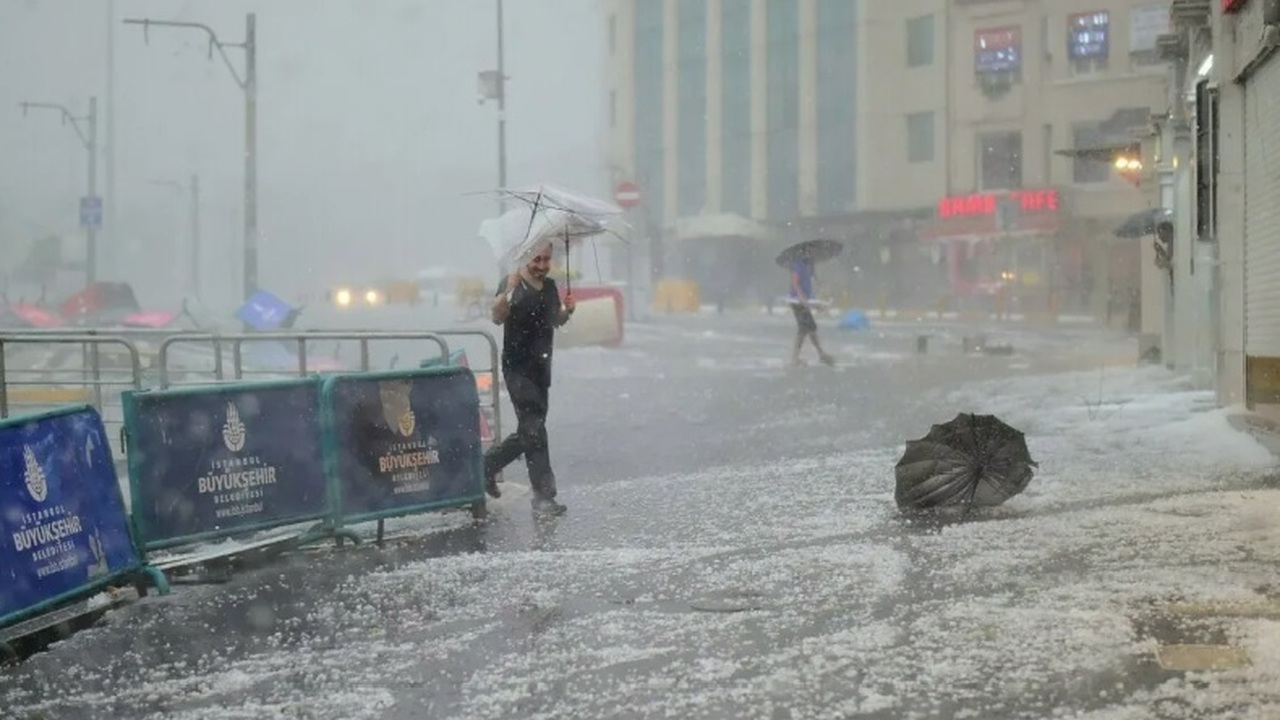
[484,244,576,514]
[788,255,835,367]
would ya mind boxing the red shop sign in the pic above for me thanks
[1223,0,1247,14]
[937,189,1060,219]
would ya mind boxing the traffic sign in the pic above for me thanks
[614,181,641,209]
[79,196,102,229]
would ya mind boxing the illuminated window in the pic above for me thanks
[975,26,1021,79]
[1068,11,1109,74]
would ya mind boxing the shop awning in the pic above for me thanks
[675,213,773,243]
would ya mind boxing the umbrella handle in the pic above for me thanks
[564,233,571,295]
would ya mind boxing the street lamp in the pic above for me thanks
[1114,155,1144,186]
[19,98,99,285]
[477,0,508,212]
[123,14,257,303]
[149,174,202,300]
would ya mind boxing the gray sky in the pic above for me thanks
[0,0,607,309]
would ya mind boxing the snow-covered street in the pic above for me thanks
[3,314,1279,719]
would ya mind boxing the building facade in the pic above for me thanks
[1170,0,1280,413]
[606,0,1171,315]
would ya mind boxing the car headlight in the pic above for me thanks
[335,288,352,307]
[365,289,382,305]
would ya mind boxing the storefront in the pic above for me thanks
[917,189,1069,316]
[671,213,777,310]
[1242,38,1280,404]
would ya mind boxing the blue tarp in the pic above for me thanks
[236,290,298,331]
[838,310,871,330]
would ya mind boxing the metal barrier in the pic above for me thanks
[156,331,450,389]
[0,334,144,457]
[0,328,495,479]
[431,330,504,445]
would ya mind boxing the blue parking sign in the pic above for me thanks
[79,196,102,229]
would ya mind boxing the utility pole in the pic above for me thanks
[106,0,117,280]
[497,0,507,211]
[123,13,258,302]
[149,174,203,301]
[19,98,100,285]
[478,0,509,213]
[190,173,202,299]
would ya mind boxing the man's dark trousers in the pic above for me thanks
[483,371,556,499]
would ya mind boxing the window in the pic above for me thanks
[1068,11,1109,74]
[1130,4,1171,66]
[1042,123,1054,185]
[906,14,934,68]
[975,26,1022,80]
[677,1,708,216]
[766,0,800,222]
[907,112,934,163]
[816,0,857,214]
[1195,79,1218,241]
[633,1,664,225]
[978,131,1022,190]
[721,0,752,217]
[1071,123,1110,183]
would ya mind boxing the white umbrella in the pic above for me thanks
[478,183,626,290]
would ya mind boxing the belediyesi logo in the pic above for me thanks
[222,402,247,453]
[23,445,48,503]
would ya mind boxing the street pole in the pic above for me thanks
[496,0,508,212]
[243,13,258,302]
[18,98,99,286]
[87,97,99,284]
[106,0,117,280]
[123,13,258,304]
[190,173,202,299]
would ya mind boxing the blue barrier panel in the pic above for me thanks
[122,378,330,551]
[0,405,167,629]
[321,365,484,526]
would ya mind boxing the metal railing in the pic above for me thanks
[0,334,145,457]
[0,328,502,460]
[156,331,450,388]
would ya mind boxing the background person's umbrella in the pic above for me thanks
[776,238,844,267]
[894,412,1038,511]
[1113,207,1172,238]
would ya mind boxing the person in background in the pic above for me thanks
[484,244,576,515]
[788,255,835,367]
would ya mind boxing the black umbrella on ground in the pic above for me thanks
[895,413,1038,511]
[775,239,844,267]
[1113,207,1172,239]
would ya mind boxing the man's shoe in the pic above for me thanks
[532,496,567,515]
[484,474,501,499]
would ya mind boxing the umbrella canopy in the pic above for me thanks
[776,239,844,268]
[480,184,624,272]
[1113,207,1172,239]
[894,412,1037,511]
